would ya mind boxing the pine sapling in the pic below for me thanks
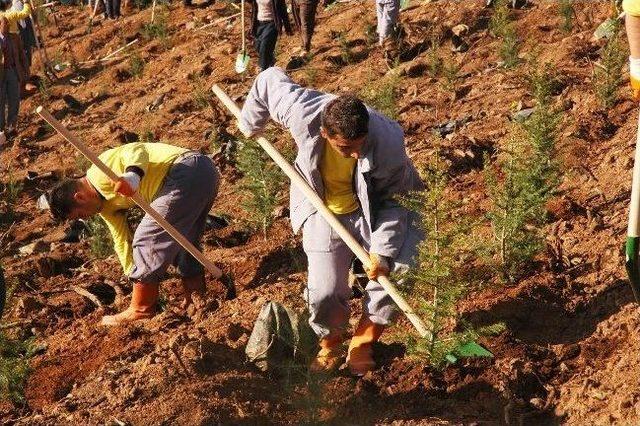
[360,72,401,119]
[401,149,486,368]
[593,21,627,109]
[558,0,574,33]
[236,138,285,239]
[87,216,114,259]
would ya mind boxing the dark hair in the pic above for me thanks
[47,178,82,221]
[321,95,369,140]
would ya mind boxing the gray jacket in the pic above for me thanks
[239,67,424,259]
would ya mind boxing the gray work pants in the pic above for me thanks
[302,209,419,338]
[129,153,220,284]
[0,67,20,131]
[376,0,400,44]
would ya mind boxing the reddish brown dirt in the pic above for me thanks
[1,0,640,424]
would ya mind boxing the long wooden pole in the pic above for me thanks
[35,107,226,282]
[212,85,432,339]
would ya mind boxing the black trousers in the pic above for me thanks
[254,20,278,71]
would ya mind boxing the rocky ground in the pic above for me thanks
[1,0,640,424]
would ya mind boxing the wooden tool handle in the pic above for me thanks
[35,106,224,279]
[211,85,431,338]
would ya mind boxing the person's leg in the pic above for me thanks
[113,0,121,17]
[301,0,318,53]
[5,69,19,132]
[0,75,8,132]
[304,211,359,370]
[376,0,399,44]
[173,155,220,305]
[257,21,278,70]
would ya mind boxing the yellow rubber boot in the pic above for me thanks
[101,281,159,326]
[310,332,345,372]
[347,316,384,376]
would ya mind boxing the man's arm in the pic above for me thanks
[239,67,302,137]
[369,158,411,260]
[99,211,134,275]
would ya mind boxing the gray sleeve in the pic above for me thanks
[239,67,301,136]
[369,156,411,259]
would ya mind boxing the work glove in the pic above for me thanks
[630,56,640,101]
[365,253,390,280]
[114,171,141,197]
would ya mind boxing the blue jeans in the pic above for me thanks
[254,21,278,71]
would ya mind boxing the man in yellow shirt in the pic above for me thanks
[45,142,220,326]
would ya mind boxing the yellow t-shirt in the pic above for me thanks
[624,0,640,16]
[320,142,359,215]
[1,3,32,34]
[86,142,188,274]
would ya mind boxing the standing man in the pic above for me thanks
[250,0,293,71]
[291,0,318,56]
[0,16,22,137]
[238,67,423,376]
[45,142,220,326]
[376,0,400,64]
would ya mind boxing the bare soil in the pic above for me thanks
[1,1,640,424]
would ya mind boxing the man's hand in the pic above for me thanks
[114,171,141,197]
[237,120,257,138]
[365,253,390,280]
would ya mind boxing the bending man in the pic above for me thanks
[238,67,423,376]
[45,142,220,326]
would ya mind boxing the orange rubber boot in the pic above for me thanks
[101,281,159,326]
[347,316,384,376]
[310,332,345,372]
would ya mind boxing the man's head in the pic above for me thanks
[0,17,9,35]
[320,95,369,159]
[47,178,102,221]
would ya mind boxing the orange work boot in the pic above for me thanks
[180,274,206,309]
[101,281,159,326]
[310,332,345,372]
[347,316,384,376]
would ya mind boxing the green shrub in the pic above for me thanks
[489,0,510,38]
[499,24,520,68]
[128,52,145,79]
[338,32,353,65]
[401,150,488,367]
[593,23,627,109]
[142,6,170,48]
[559,0,574,33]
[1,280,36,406]
[360,72,401,119]
[87,216,114,259]
[484,63,562,282]
[236,138,286,239]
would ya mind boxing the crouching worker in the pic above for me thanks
[45,142,220,326]
[238,67,424,376]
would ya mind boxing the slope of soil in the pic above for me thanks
[1,0,640,424]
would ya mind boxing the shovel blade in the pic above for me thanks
[235,52,250,74]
